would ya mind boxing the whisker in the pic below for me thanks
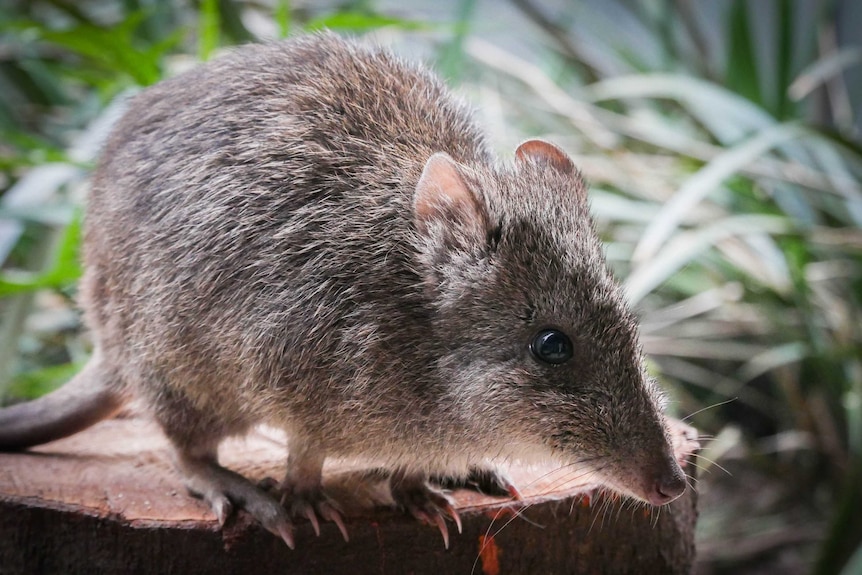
[691,453,733,476]
[687,460,712,475]
[524,458,608,499]
[687,483,700,493]
[472,501,543,574]
[682,397,737,421]
[651,502,661,528]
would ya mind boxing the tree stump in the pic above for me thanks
[0,415,698,575]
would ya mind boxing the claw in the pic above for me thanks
[211,496,233,527]
[263,523,296,549]
[444,503,462,534]
[303,506,321,537]
[335,516,350,542]
[433,513,450,549]
[507,483,524,501]
[179,455,298,549]
[391,473,464,548]
[410,505,453,548]
[273,525,296,549]
[279,487,348,543]
[320,504,350,542]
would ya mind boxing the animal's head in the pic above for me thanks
[412,140,686,505]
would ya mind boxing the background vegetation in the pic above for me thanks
[1,1,860,573]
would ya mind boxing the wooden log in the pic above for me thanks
[0,415,698,575]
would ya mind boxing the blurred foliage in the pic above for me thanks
[1,1,861,574]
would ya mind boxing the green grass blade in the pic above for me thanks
[276,0,291,38]
[774,0,793,119]
[0,213,81,298]
[217,0,254,44]
[839,543,862,575]
[198,0,220,61]
[735,341,808,383]
[37,13,162,86]
[633,122,807,264]
[437,0,477,82]
[6,362,82,400]
[0,220,23,267]
[814,464,862,575]
[304,11,427,33]
[624,214,793,304]
[789,47,862,101]
[586,73,776,143]
[726,0,763,108]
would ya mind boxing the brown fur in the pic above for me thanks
[0,32,686,544]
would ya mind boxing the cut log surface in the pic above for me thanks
[0,415,698,575]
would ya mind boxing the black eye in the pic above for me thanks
[530,329,573,365]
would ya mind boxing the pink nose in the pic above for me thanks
[647,468,687,506]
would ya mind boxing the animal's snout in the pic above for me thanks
[646,462,687,506]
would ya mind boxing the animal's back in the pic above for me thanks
[82,34,489,423]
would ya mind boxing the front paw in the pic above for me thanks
[389,472,462,549]
[258,476,349,542]
[432,465,522,499]
[665,417,701,467]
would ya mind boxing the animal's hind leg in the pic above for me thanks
[150,388,295,547]
[173,436,295,547]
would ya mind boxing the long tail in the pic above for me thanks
[0,353,125,450]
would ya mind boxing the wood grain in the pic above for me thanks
[0,415,698,575]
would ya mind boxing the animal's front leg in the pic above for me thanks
[432,465,523,499]
[665,416,701,468]
[389,470,462,549]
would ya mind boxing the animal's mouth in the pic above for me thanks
[546,425,691,506]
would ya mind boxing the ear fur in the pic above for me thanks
[515,139,587,201]
[414,153,487,246]
[515,139,576,176]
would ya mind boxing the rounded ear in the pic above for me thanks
[413,153,488,245]
[515,139,575,176]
